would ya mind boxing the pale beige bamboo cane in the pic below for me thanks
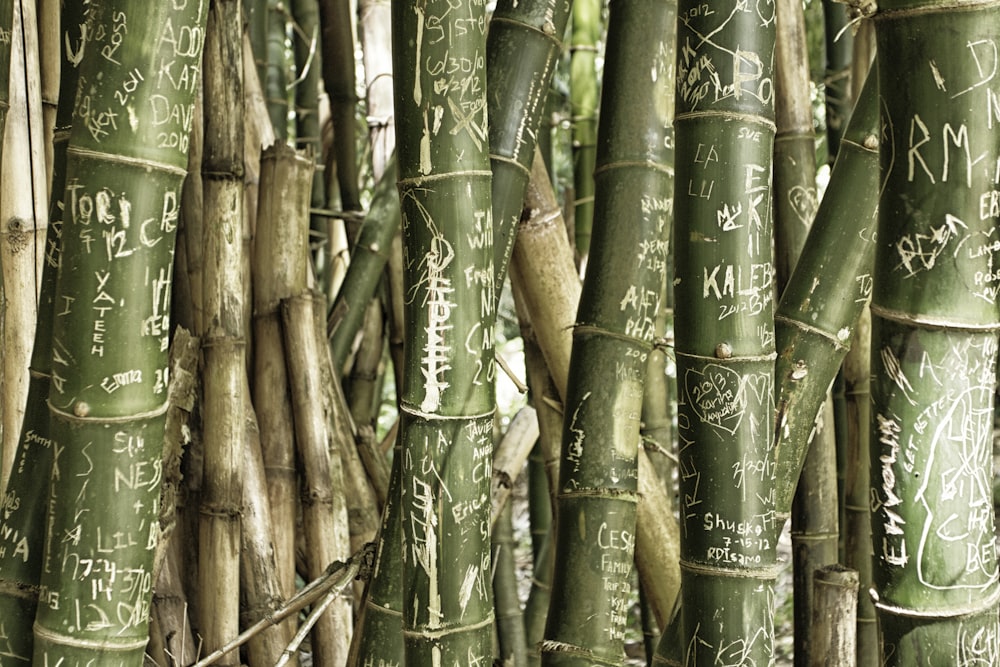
[312,283,379,602]
[810,565,859,667]
[513,149,682,629]
[490,405,540,526]
[510,149,582,401]
[199,0,247,658]
[242,396,298,667]
[636,446,682,630]
[282,291,353,665]
[358,0,394,179]
[252,142,314,602]
[152,537,199,667]
[0,0,47,491]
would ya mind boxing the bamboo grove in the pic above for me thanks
[0,0,999,665]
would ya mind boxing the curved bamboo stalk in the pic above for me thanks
[0,3,85,658]
[317,0,360,213]
[869,0,1000,659]
[772,72,880,518]
[30,1,208,663]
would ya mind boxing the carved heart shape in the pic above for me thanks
[788,185,818,226]
[685,364,746,435]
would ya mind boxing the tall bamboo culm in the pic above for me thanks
[392,0,496,659]
[667,0,778,661]
[29,1,207,663]
[540,0,674,662]
[869,0,1000,660]
[198,0,244,661]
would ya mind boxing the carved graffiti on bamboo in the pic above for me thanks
[894,213,970,277]
[684,591,775,667]
[684,364,772,436]
[676,0,775,113]
[404,195,456,414]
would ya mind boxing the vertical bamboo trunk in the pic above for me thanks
[486,0,571,292]
[670,0,778,660]
[494,501,528,667]
[265,0,288,140]
[283,292,353,666]
[199,0,244,660]
[821,0,852,162]
[841,307,876,667]
[317,0,361,213]
[540,0,673,663]
[358,0,395,178]
[251,142,314,604]
[393,0,496,656]
[772,0,817,292]
[568,0,599,266]
[0,0,46,490]
[869,1,1000,660]
[791,398,839,666]
[29,1,207,664]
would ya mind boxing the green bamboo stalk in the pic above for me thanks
[199,0,244,660]
[29,1,207,663]
[821,0,853,163]
[791,397,839,666]
[568,0,599,265]
[37,0,58,190]
[346,443,405,667]
[328,155,400,372]
[486,0,572,292]
[317,0,361,213]
[345,298,384,429]
[0,0,13,169]
[869,1,1000,659]
[841,307,876,667]
[265,0,288,140]
[669,0,778,658]
[541,0,673,662]
[251,142,314,602]
[494,500,528,667]
[0,4,85,658]
[393,0,496,655]
[772,71,879,519]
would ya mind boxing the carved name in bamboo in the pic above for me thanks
[70,1,205,156]
[873,336,997,588]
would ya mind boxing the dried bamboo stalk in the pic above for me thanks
[282,291,353,665]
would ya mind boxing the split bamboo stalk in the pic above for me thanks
[0,0,47,490]
[490,405,540,526]
[282,291,353,665]
[0,3,84,657]
[251,142,314,602]
[199,0,246,659]
[809,565,859,667]
[241,397,297,667]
